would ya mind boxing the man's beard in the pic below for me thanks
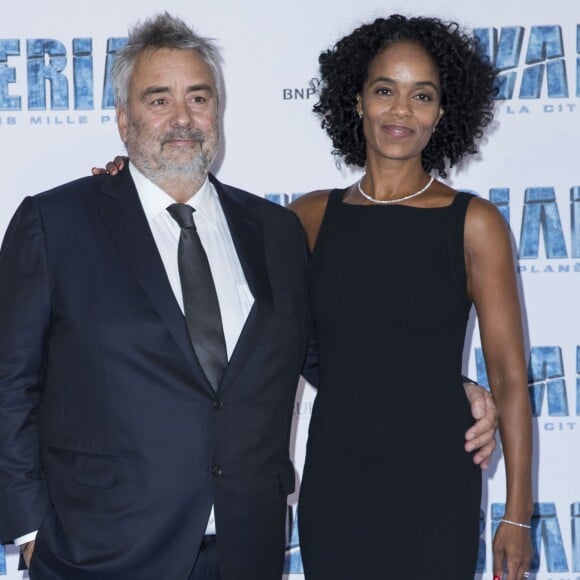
[125,123,219,184]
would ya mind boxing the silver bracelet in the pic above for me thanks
[500,518,531,529]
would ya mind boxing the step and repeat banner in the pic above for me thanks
[1,0,579,577]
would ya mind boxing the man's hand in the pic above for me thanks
[21,540,35,569]
[91,155,127,176]
[464,383,498,469]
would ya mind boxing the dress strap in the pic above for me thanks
[450,191,476,212]
[310,187,347,268]
[447,191,476,297]
[326,187,346,208]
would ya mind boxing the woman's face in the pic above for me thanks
[358,41,444,166]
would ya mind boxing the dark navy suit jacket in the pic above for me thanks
[0,168,310,579]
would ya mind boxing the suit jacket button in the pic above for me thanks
[211,465,223,477]
[213,398,223,410]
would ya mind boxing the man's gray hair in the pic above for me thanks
[112,12,223,108]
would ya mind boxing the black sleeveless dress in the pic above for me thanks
[298,189,482,579]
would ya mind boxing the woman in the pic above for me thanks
[289,14,532,579]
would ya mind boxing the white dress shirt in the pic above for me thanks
[131,163,254,535]
[131,163,254,359]
[14,164,253,545]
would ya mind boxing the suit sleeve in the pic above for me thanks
[0,197,52,543]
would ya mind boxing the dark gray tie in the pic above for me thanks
[167,203,227,390]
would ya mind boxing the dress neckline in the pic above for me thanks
[337,187,463,210]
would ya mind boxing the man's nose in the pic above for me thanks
[170,101,195,127]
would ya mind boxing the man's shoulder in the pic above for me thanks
[211,176,295,221]
[33,174,109,206]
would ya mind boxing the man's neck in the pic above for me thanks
[138,166,209,203]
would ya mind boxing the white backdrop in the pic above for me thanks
[1,1,579,578]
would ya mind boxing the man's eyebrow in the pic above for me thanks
[186,83,214,94]
[140,84,214,100]
[140,86,169,100]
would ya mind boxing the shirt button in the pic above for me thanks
[211,465,223,477]
[213,398,223,410]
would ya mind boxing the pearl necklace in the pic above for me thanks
[357,175,434,205]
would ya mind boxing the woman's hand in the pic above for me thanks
[91,155,127,176]
[492,521,533,579]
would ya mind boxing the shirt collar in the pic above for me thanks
[129,162,217,226]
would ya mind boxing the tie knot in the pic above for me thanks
[167,203,195,229]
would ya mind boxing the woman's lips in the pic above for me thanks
[382,124,414,138]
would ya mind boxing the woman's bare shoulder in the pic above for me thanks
[465,195,508,230]
[288,189,332,214]
[288,189,333,251]
[464,194,513,258]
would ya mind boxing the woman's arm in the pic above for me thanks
[465,197,533,578]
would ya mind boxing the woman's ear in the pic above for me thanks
[356,95,363,119]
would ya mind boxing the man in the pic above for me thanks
[0,13,497,580]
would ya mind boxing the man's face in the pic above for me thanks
[117,47,219,182]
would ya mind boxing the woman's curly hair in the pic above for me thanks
[314,14,497,177]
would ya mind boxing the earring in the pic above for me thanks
[358,111,363,119]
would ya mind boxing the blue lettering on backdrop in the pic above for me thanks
[520,188,568,259]
[0,37,127,111]
[485,186,579,260]
[528,347,569,416]
[102,38,127,109]
[0,40,21,110]
[490,187,510,223]
[523,26,568,98]
[73,38,93,109]
[0,544,5,574]
[27,39,69,110]
[475,26,523,99]
[474,25,572,99]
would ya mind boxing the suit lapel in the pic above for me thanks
[211,176,273,392]
[97,168,213,392]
